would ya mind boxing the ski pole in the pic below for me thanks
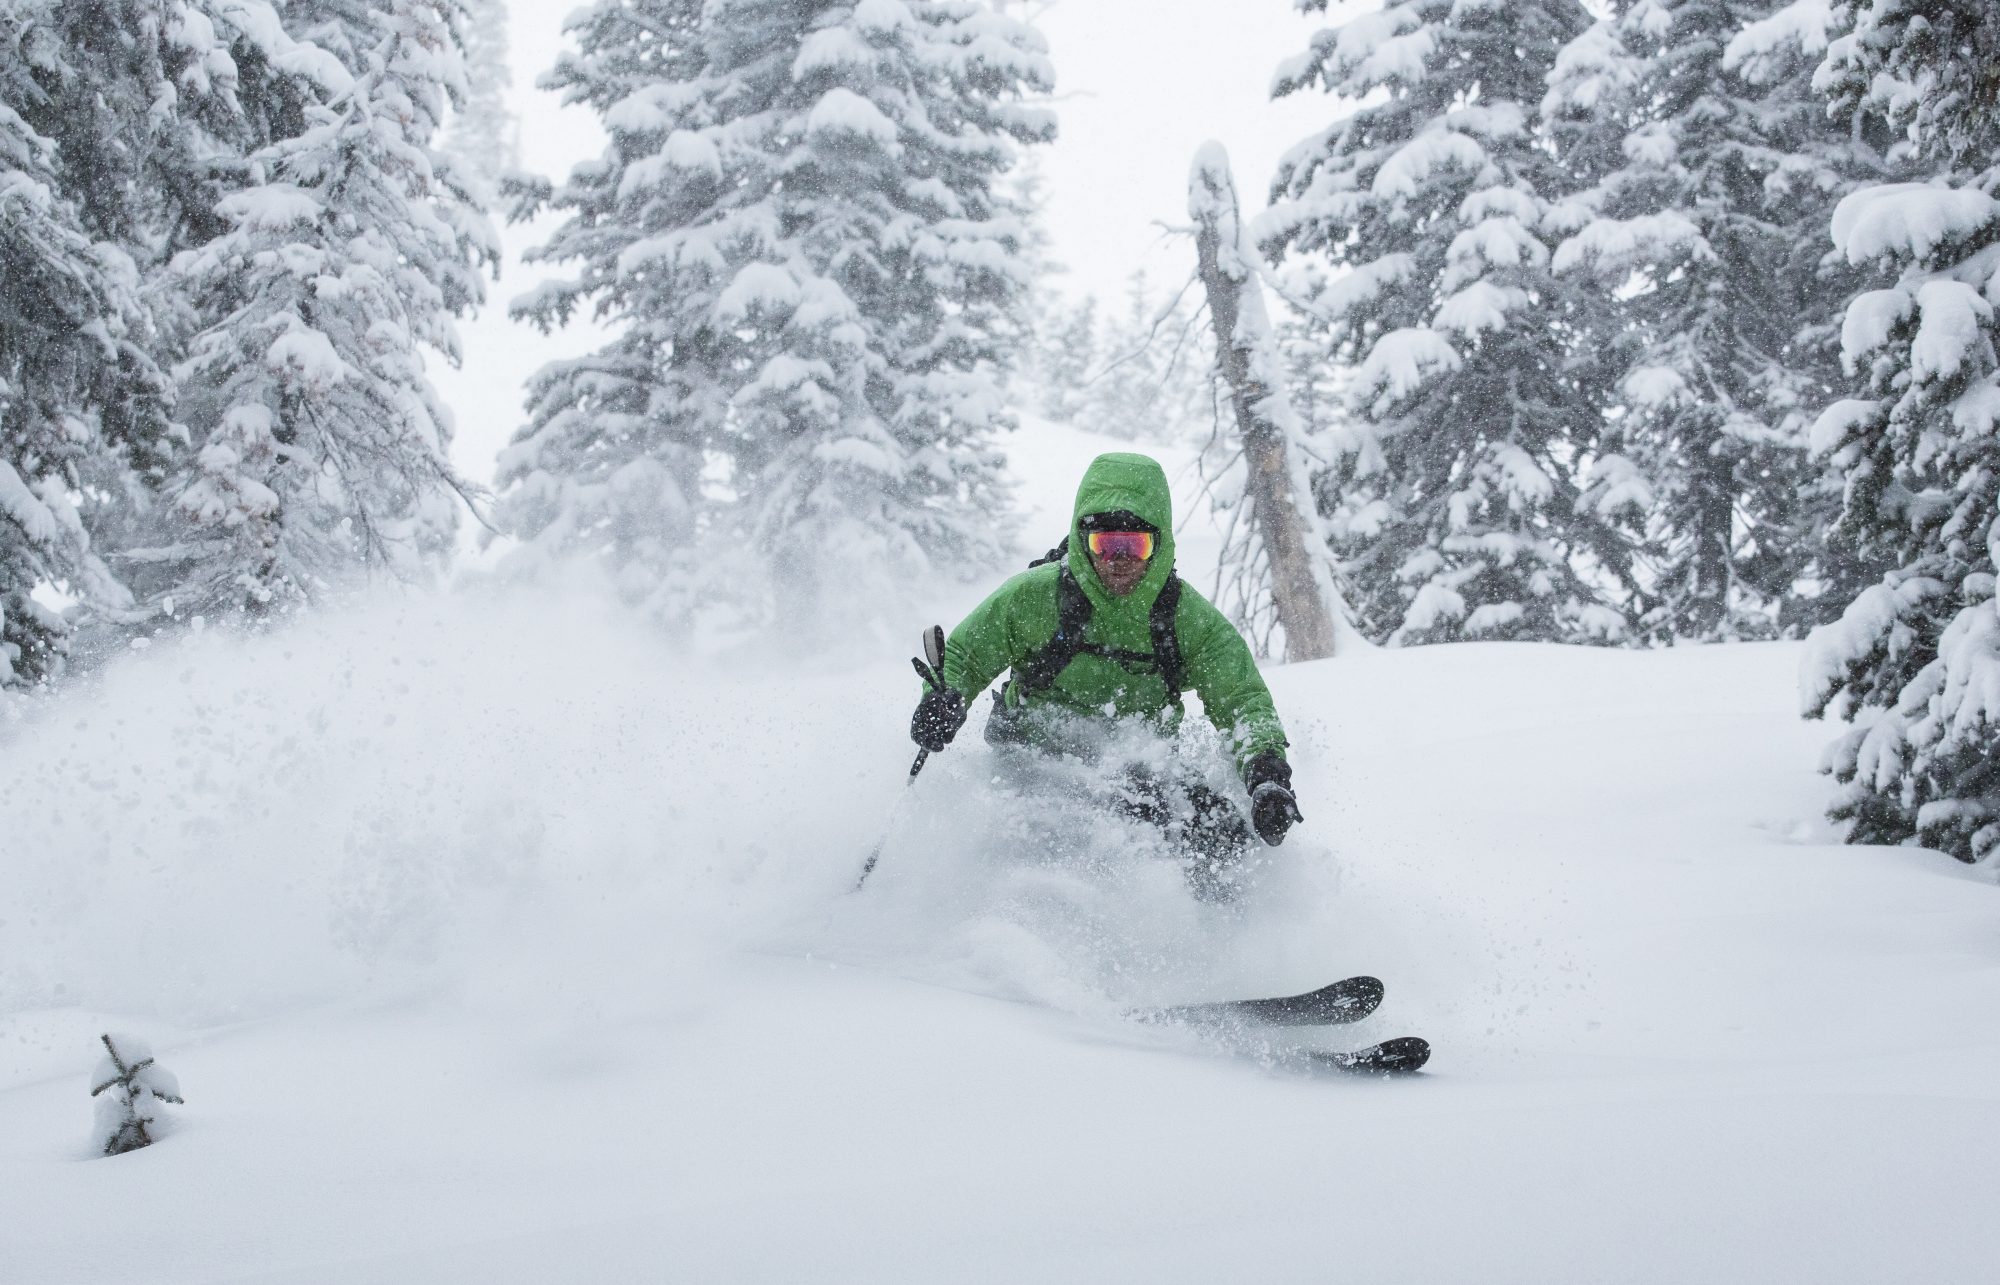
[854,625,946,891]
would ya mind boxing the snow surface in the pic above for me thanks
[6,421,2000,1281]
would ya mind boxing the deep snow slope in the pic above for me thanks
[5,430,2000,1283]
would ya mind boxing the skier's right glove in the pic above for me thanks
[911,686,967,752]
[1245,753,1303,846]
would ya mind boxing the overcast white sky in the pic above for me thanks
[1026,1,1331,300]
[443,1,1338,486]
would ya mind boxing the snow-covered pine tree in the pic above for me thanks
[1002,149,1059,365]
[440,0,517,198]
[177,1,352,155]
[1077,272,1214,444]
[158,0,497,614]
[90,1033,183,1155]
[14,1,352,610]
[1030,294,1098,422]
[284,0,387,69]
[1545,0,1889,642]
[499,0,1054,636]
[1263,0,1633,647]
[0,7,164,684]
[1801,0,2000,864]
[11,0,281,251]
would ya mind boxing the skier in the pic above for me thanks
[909,452,1303,898]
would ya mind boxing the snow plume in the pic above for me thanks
[0,577,1360,1051]
[816,718,1358,1024]
[0,585,880,1026]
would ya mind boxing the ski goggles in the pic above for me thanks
[1085,530,1156,561]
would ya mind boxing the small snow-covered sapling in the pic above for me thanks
[90,1034,184,1156]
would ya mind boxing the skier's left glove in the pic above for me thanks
[911,686,967,753]
[1245,753,1303,846]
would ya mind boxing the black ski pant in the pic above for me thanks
[1112,765,1254,903]
[985,698,1254,901]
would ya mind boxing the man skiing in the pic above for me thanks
[909,452,1303,898]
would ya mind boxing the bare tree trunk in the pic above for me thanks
[1188,144,1338,661]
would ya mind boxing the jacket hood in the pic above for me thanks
[1070,452,1175,607]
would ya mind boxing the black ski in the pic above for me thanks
[1129,975,1384,1027]
[1303,1035,1430,1076]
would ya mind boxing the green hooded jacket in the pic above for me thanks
[938,452,1288,773]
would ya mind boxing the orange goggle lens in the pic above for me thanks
[1086,530,1155,561]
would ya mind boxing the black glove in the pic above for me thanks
[1245,753,1303,846]
[911,686,967,752]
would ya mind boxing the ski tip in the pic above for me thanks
[1124,974,1387,1028]
[1311,1035,1430,1077]
[1324,975,1384,1004]
[1259,974,1384,1026]
[1372,1035,1430,1073]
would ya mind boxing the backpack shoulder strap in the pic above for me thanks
[1149,572,1186,710]
[1011,563,1093,695]
[1010,563,1186,708]
[1026,535,1069,569]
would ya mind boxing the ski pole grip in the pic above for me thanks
[912,625,948,691]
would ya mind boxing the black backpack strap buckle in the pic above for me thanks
[1150,572,1186,709]
[1013,563,1095,695]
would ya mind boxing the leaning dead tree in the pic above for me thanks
[1188,143,1339,662]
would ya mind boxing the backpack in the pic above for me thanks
[1007,536,1186,711]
